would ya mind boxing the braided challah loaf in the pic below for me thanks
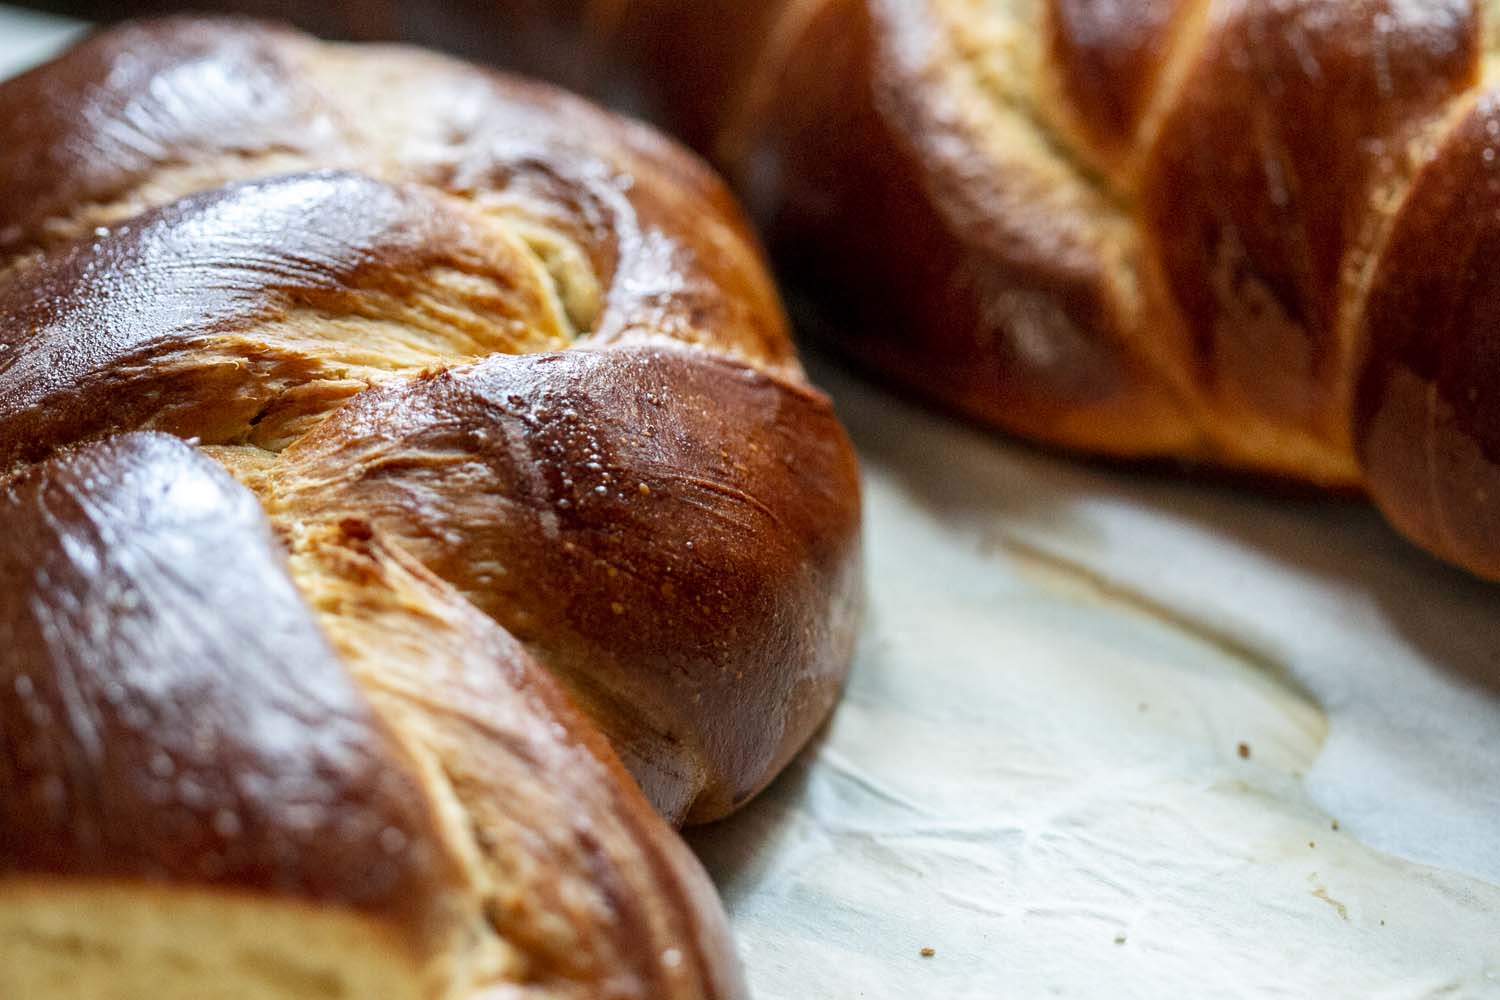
[585,0,1500,582]
[90,0,1500,579]
[0,19,862,1000]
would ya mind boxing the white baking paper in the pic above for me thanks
[0,7,77,80]
[0,11,1494,997]
[689,357,1500,999]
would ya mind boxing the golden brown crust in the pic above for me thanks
[290,519,746,998]
[272,346,861,824]
[1355,88,1500,580]
[722,0,1487,487]
[1140,0,1479,456]
[0,18,339,256]
[1046,0,1188,153]
[0,13,857,813]
[708,0,1500,579]
[0,434,460,952]
[0,431,747,997]
[203,0,1500,580]
[746,0,1204,460]
[0,16,863,999]
[0,171,571,469]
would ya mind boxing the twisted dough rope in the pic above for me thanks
[733,0,1500,580]
[0,19,861,1000]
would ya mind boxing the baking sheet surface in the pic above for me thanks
[0,12,1495,997]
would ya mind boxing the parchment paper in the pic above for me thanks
[0,12,1496,997]
[688,358,1500,999]
[0,6,75,79]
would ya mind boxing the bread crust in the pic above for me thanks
[687,0,1500,580]
[0,17,863,999]
[177,0,1500,580]
[0,434,458,946]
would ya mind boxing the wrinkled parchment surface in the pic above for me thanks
[0,7,77,79]
[691,359,1500,998]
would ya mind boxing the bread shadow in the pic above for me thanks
[803,346,1500,699]
[685,723,823,901]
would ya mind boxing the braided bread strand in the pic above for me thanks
[701,0,1500,577]
[0,19,862,1000]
